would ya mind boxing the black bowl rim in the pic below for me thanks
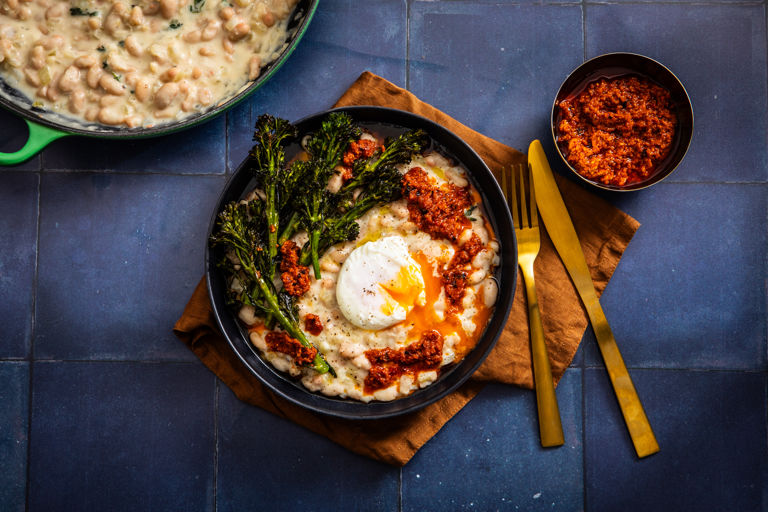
[0,0,318,139]
[551,52,694,192]
[205,105,517,420]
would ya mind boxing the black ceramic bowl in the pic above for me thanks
[206,106,516,419]
[552,52,694,191]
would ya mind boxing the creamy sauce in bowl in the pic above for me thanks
[0,0,297,128]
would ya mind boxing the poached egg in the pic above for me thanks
[336,236,426,330]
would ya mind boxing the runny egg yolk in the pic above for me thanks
[379,264,425,315]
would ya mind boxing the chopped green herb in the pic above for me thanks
[118,40,125,47]
[112,72,121,81]
[168,19,182,29]
[97,45,105,52]
[69,7,99,16]
[102,60,108,69]
[465,204,478,222]
[189,0,205,13]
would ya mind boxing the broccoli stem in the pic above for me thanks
[251,262,332,375]
[277,211,300,245]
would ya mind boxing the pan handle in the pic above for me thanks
[0,119,68,166]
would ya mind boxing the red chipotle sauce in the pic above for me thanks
[557,75,677,186]
[364,330,444,393]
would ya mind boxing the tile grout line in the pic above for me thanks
[581,2,588,509]
[213,379,219,512]
[24,170,42,512]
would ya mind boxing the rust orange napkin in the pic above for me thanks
[173,71,640,466]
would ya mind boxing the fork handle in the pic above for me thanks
[521,262,565,448]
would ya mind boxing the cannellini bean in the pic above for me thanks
[153,82,178,109]
[68,88,86,113]
[57,65,81,92]
[142,0,160,15]
[481,278,498,307]
[108,53,133,72]
[197,87,212,105]
[23,68,40,87]
[124,114,142,128]
[86,65,103,89]
[112,2,129,17]
[99,73,126,95]
[261,10,275,27]
[159,66,178,82]
[182,30,201,43]
[219,6,234,20]
[44,3,65,19]
[43,35,63,50]
[201,19,220,41]
[7,0,19,10]
[134,77,151,102]
[198,46,214,57]
[74,55,97,68]
[320,259,340,273]
[123,72,138,87]
[228,21,250,41]
[191,67,202,79]
[45,81,59,101]
[84,106,99,122]
[221,37,234,54]
[29,45,44,69]
[248,55,260,80]
[128,5,144,26]
[124,35,142,57]
[159,0,178,19]
[87,17,101,30]
[104,12,123,34]
[98,106,124,125]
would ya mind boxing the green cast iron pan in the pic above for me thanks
[0,0,318,166]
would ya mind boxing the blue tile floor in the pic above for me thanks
[1,1,766,510]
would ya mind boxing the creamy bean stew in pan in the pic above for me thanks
[0,0,297,128]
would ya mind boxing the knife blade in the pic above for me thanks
[528,139,659,458]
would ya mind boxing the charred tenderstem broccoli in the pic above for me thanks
[297,112,361,278]
[211,201,332,375]
[248,114,298,275]
[339,129,429,197]
[297,128,428,267]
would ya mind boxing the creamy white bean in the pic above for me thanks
[0,0,297,128]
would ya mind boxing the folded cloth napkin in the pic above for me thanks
[173,71,640,466]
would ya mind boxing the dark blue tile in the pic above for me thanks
[403,370,583,511]
[35,173,225,360]
[584,368,767,511]
[40,117,226,174]
[0,362,29,512]
[583,183,766,370]
[409,2,583,152]
[586,4,767,183]
[0,173,37,359]
[29,361,215,512]
[227,0,408,169]
[0,108,40,171]
[216,385,399,511]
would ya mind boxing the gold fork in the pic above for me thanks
[503,163,565,447]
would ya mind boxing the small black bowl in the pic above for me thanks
[205,106,517,419]
[552,52,694,191]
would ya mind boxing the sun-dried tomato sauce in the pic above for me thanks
[402,166,473,242]
[303,313,323,335]
[557,75,677,186]
[279,240,311,296]
[442,232,484,310]
[363,330,444,393]
[265,331,317,366]
[340,138,380,182]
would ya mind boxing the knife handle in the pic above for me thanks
[522,264,565,448]
[586,302,660,458]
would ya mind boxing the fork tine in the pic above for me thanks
[506,167,520,228]
[517,164,529,228]
[527,162,538,228]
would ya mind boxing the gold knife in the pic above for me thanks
[528,139,659,458]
